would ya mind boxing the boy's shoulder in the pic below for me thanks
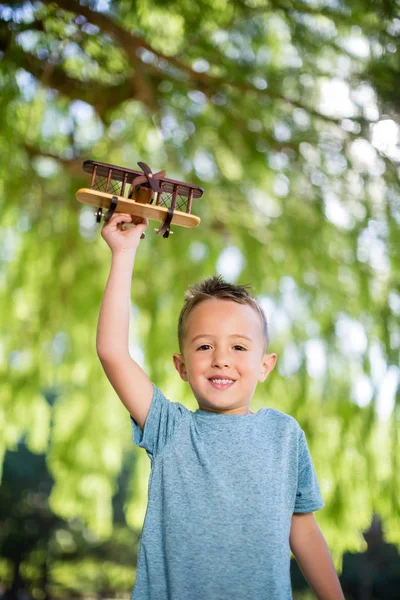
[262,406,302,432]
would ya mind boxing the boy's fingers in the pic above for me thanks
[137,220,148,239]
[105,213,132,226]
[119,217,150,235]
[106,214,149,226]
[124,218,148,231]
[137,218,149,229]
[102,213,149,241]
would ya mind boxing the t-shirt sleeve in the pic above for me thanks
[130,383,186,460]
[294,430,324,513]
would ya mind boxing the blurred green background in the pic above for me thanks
[0,0,399,598]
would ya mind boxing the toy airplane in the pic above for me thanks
[76,160,204,238]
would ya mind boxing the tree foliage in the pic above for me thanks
[1,0,399,588]
[0,443,139,597]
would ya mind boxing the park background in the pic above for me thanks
[0,0,399,598]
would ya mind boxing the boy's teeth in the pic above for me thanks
[211,379,234,384]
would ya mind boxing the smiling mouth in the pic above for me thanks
[208,378,236,389]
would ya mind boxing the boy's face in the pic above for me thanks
[173,299,277,414]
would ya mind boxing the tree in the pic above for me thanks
[1,0,399,568]
[0,442,139,598]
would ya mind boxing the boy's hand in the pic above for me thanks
[101,213,148,255]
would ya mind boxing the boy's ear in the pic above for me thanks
[259,353,277,382]
[173,353,188,382]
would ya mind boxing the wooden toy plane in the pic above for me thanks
[76,160,204,238]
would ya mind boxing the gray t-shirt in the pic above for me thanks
[130,384,324,600]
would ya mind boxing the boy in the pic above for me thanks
[97,213,345,600]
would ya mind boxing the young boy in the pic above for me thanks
[97,213,345,600]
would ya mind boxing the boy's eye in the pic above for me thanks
[197,344,212,351]
[233,345,247,351]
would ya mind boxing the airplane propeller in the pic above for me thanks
[131,161,165,194]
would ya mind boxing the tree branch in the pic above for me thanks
[23,143,85,178]
[1,3,372,132]
[40,0,351,127]
[0,21,161,115]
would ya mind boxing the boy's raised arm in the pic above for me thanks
[97,213,152,429]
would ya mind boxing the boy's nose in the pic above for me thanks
[211,351,232,368]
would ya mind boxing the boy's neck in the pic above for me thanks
[197,406,255,415]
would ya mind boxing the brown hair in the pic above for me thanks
[178,275,269,352]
